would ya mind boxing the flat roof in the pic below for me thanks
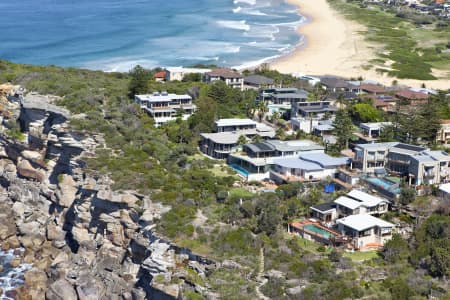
[215,118,257,127]
[272,157,323,171]
[201,132,241,144]
[165,67,211,73]
[439,182,450,194]
[337,214,395,231]
[135,93,191,102]
[267,140,325,152]
[425,151,450,162]
[313,124,334,131]
[300,153,349,167]
[244,75,274,85]
[355,142,399,150]
[346,190,389,207]
[359,122,392,130]
[311,202,336,213]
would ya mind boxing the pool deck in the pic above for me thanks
[289,220,347,245]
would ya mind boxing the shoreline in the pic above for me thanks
[271,0,450,90]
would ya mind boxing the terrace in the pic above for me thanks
[289,220,349,246]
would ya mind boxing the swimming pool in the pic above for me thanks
[366,177,401,195]
[303,224,336,240]
[230,164,250,177]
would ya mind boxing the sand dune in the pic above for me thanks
[271,0,450,90]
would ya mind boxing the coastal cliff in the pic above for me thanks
[0,84,216,299]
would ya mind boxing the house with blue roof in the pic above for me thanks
[270,152,350,184]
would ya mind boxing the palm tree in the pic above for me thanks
[257,101,268,122]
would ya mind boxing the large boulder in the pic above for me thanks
[56,174,77,207]
[24,268,48,300]
[0,216,17,240]
[17,158,45,182]
[46,279,77,300]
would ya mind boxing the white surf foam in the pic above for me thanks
[232,6,242,13]
[233,0,256,5]
[216,20,250,31]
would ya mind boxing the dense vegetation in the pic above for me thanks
[1,60,449,299]
[329,0,450,80]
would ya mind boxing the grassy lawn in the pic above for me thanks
[229,187,254,198]
[343,250,379,262]
[210,164,240,179]
[328,0,450,80]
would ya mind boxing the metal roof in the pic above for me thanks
[215,118,257,127]
[334,196,363,210]
[272,157,323,171]
[346,190,390,207]
[244,75,274,85]
[311,202,336,213]
[337,214,395,232]
[300,153,350,168]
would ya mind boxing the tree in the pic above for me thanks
[418,99,441,144]
[383,233,409,263]
[379,124,396,142]
[350,103,383,123]
[128,65,152,96]
[399,188,416,207]
[237,135,247,145]
[333,109,353,150]
[257,101,268,122]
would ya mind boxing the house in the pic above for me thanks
[270,152,350,184]
[360,83,387,95]
[296,75,321,86]
[336,214,395,251]
[333,168,361,190]
[310,189,390,223]
[353,142,450,185]
[291,101,338,118]
[165,67,211,81]
[395,90,429,102]
[320,77,359,93]
[313,124,334,137]
[259,88,309,105]
[309,189,394,250]
[154,71,166,82]
[135,92,196,127]
[437,120,450,144]
[357,122,392,142]
[243,75,275,90]
[291,117,334,134]
[438,182,450,201]
[214,118,257,133]
[199,122,275,159]
[228,139,324,181]
[204,68,244,90]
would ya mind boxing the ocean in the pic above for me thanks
[0,0,304,72]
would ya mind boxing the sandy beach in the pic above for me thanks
[271,0,450,90]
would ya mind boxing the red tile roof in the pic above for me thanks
[154,71,166,78]
[395,90,429,100]
[360,84,386,94]
[207,68,243,79]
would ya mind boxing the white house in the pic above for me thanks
[336,214,395,251]
[165,67,211,81]
[204,68,244,90]
[270,152,350,184]
[135,92,196,127]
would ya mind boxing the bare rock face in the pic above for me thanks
[56,174,77,207]
[46,279,78,300]
[17,157,45,182]
[24,268,48,299]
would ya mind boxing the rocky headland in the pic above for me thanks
[0,84,216,299]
